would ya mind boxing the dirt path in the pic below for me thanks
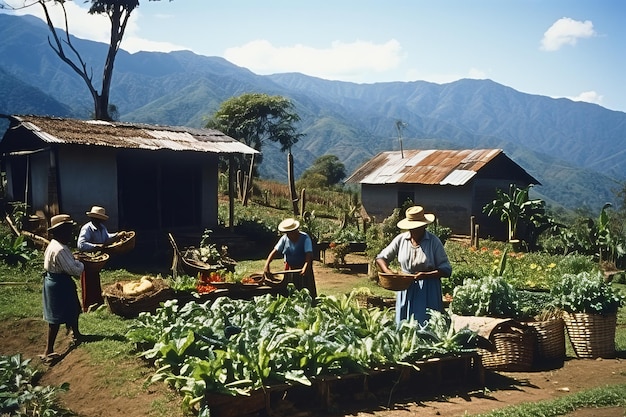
[2,259,625,417]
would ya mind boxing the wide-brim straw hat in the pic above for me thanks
[48,214,75,231]
[86,205,109,220]
[278,218,300,232]
[397,206,435,230]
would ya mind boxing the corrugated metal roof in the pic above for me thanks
[6,115,258,155]
[345,149,530,185]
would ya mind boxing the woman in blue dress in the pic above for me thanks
[375,206,451,325]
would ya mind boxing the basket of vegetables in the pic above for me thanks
[105,231,136,255]
[551,271,624,358]
[451,276,536,371]
[378,272,414,291]
[76,252,109,272]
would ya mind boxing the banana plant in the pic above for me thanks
[483,183,546,242]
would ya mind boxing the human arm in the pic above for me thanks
[375,234,402,273]
[263,248,279,273]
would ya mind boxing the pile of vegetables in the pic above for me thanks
[126,286,478,414]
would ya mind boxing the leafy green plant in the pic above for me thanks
[483,184,551,247]
[450,276,519,318]
[551,271,625,314]
[0,353,71,416]
[0,234,35,266]
[126,287,478,415]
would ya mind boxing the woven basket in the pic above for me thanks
[378,273,414,291]
[562,312,617,358]
[523,318,565,362]
[77,252,109,272]
[106,231,136,255]
[102,278,174,318]
[478,327,536,371]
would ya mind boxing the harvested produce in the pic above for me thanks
[121,276,154,296]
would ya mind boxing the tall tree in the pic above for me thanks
[206,93,304,211]
[0,0,169,121]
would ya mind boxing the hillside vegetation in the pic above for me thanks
[1,13,625,213]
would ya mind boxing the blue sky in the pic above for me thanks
[3,0,626,112]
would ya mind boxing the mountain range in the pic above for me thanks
[1,13,625,214]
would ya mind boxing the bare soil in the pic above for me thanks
[2,258,625,417]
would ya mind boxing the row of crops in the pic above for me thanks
[126,285,478,415]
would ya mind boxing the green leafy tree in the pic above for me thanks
[298,155,346,188]
[206,93,304,212]
[0,0,170,121]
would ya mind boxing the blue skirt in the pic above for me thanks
[42,272,81,325]
[395,279,443,326]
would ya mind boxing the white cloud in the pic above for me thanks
[8,2,185,53]
[224,39,405,81]
[567,91,604,106]
[540,17,595,51]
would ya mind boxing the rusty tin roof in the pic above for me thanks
[345,149,537,185]
[1,115,258,155]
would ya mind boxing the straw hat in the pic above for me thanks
[48,214,75,231]
[86,205,109,220]
[396,206,435,230]
[278,218,300,232]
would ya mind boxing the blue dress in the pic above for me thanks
[376,231,451,325]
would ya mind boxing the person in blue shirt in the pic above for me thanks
[264,218,317,300]
[76,205,118,311]
[77,206,119,252]
[375,206,452,325]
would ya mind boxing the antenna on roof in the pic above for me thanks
[395,120,407,158]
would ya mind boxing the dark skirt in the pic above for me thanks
[42,272,81,325]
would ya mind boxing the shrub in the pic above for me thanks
[450,276,519,318]
[551,271,625,315]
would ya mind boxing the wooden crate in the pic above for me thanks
[203,353,484,416]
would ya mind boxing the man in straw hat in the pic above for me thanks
[375,206,451,325]
[77,206,119,252]
[41,214,85,363]
[264,218,317,301]
[77,205,119,312]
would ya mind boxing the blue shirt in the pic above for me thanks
[274,231,313,269]
[77,221,115,252]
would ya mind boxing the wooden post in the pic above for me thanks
[287,151,299,216]
[470,216,475,247]
[473,224,480,249]
[228,155,235,231]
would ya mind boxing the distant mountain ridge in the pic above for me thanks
[1,12,625,213]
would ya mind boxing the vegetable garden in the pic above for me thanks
[1,181,626,416]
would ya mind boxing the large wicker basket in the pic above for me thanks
[478,327,536,371]
[378,273,414,291]
[76,252,109,272]
[102,278,174,318]
[523,318,565,363]
[106,231,136,255]
[562,312,617,358]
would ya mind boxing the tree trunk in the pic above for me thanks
[242,154,255,206]
[288,152,299,216]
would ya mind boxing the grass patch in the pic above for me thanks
[473,383,626,416]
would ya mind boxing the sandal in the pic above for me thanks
[38,352,60,364]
